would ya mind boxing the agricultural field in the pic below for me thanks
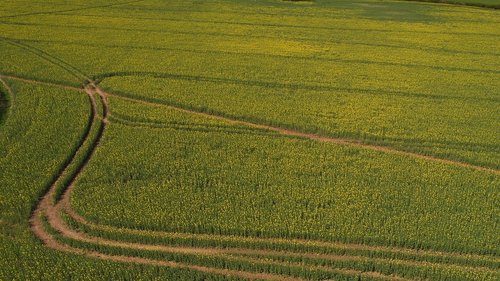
[0,0,499,280]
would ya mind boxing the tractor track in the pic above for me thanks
[70,82,500,269]
[103,89,500,175]
[3,73,498,175]
[3,71,499,280]
[3,73,498,265]
[29,84,308,281]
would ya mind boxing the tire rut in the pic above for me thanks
[62,85,499,271]
[7,74,498,279]
[5,73,498,174]
[105,92,499,175]
[30,84,306,281]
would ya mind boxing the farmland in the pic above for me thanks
[0,0,499,280]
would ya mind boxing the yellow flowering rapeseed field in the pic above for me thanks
[0,0,498,280]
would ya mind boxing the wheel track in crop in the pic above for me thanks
[59,179,499,275]
[2,38,499,280]
[6,73,497,276]
[27,82,311,281]
[5,72,498,176]
[4,73,500,242]
[101,87,500,175]
[40,82,497,280]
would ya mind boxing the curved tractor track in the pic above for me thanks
[0,4,497,279]
[2,73,498,281]
[29,83,306,281]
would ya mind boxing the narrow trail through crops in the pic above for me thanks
[2,74,498,175]
[3,75,498,280]
[104,91,499,175]
[9,74,496,261]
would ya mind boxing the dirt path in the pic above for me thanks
[106,92,499,175]
[30,85,310,281]
[11,73,499,257]
[3,73,498,175]
[0,74,83,91]
[60,180,499,273]
[84,86,500,265]
[59,196,498,274]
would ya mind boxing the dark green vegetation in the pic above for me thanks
[0,90,7,125]
[0,0,499,280]
[405,0,500,9]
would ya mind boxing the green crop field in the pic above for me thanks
[0,0,499,280]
